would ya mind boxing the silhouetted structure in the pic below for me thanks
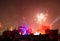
[45,29,58,41]
[0,27,58,41]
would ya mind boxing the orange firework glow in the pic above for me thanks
[0,23,2,28]
[34,32,40,35]
[32,23,51,34]
[32,13,50,34]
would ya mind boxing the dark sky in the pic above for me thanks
[0,0,60,35]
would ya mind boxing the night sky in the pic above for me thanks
[0,0,60,35]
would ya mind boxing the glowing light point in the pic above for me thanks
[34,32,40,35]
[0,23,2,28]
[9,26,14,31]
